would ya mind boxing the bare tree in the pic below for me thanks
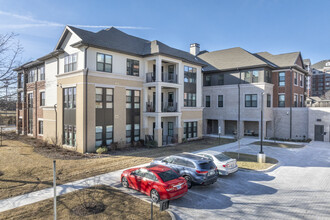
[0,33,23,110]
[322,90,330,100]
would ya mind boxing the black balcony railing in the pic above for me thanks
[146,101,178,112]
[146,102,155,112]
[146,72,178,83]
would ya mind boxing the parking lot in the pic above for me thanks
[119,139,330,220]
[168,140,330,219]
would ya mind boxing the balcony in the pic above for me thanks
[145,102,178,113]
[146,72,178,84]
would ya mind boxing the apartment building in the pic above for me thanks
[311,60,330,96]
[303,59,312,97]
[198,47,308,139]
[15,26,205,153]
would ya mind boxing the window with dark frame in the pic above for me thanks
[126,90,140,143]
[39,121,43,135]
[63,87,76,109]
[63,125,76,147]
[245,94,257,107]
[294,94,298,107]
[205,75,211,86]
[300,74,303,87]
[294,72,298,85]
[218,74,224,85]
[218,95,223,107]
[40,92,45,106]
[184,66,196,83]
[64,54,77,73]
[267,94,271,107]
[183,121,197,139]
[28,93,33,134]
[279,72,285,86]
[205,96,211,107]
[97,53,112,73]
[39,66,45,81]
[184,93,196,107]
[278,94,285,107]
[127,59,139,76]
[28,69,36,83]
[168,122,173,137]
[265,70,272,83]
[252,71,259,83]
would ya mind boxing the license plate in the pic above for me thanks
[209,170,215,175]
[176,185,181,189]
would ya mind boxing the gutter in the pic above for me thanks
[290,67,293,139]
[84,45,89,153]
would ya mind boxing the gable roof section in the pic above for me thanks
[198,47,272,72]
[312,60,330,70]
[256,51,301,68]
[66,26,205,66]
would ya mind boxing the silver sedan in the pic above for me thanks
[197,151,238,175]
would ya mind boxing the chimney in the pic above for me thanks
[190,43,200,56]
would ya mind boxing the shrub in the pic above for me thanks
[181,138,187,143]
[96,146,108,154]
[145,140,158,148]
[110,142,118,151]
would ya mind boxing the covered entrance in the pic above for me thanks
[207,119,219,134]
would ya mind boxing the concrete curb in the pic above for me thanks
[238,161,280,173]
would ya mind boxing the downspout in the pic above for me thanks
[290,67,293,139]
[84,45,89,153]
[237,68,241,159]
[35,71,37,137]
[54,104,57,144]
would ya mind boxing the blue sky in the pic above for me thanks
[0,0,329,64]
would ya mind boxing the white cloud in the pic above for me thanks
[0,10,151,30]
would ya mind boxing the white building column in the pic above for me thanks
[196,67,202,107]
[143,87,148,112]
[154,116,162,146]
[156,85,162,112]
[177,61,184,110]
[156,57,162,82]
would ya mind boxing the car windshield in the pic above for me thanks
[198,161,216,170]
[214,153,231,162]
[157,170,179,182]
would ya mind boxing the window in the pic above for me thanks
[95,88,103,108]
[64,125,76,146]
[252,71,259,83]
[184,66,196,83]
[39,121,43,135]
[106,89,113,108]
[300,95,304,107]
[126,90,140,143]
[300,74,303,87]
[218,95,223,107]
[278,94,285,107]
[126,90,132,109]
[245,94,257,107]
[106,125,113,145]
[126,124,132,143]
[294,72,298,85]
[205,75,211,86]
[28,69,36,83]
[39,66,45,81]
[265,70,272,83]
[245,71,251,82]
[127,59,139,76]
[97,53,112,73]
[168,122,173,137]
[267,94,271,107]
[183,121,197,139]
[28,93,33,134]
[64,53,77,73]
[294,94,298,107]
[205,96,210,107]
[20,91,24,103]
[63,87,76,109]
[134,90,140,109]
[218,74,224,85]
[279,72,285,86]
[18,73,24,88]
[184,93,196,107]
[40,92,45,106]
[95,126,103,147]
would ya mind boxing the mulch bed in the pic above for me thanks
[71,202,106,216]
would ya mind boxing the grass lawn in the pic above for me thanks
[0,185,171,220]
[223,152,278,170]
[251,141,304,148]
[0,136,234,200]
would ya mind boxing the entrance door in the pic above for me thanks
[314,125,324,141]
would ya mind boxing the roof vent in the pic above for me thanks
[190,43,200,56]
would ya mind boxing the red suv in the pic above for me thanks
[121,164,188,202]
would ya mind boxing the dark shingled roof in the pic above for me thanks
[67,26,206,66]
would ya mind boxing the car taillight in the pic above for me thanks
[222,164,227,167]
[196,170,208,174]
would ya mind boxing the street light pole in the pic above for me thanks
[258,92,266,163]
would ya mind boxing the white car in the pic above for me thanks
[197,151,238,175]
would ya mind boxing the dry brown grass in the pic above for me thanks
[0,185,171,220]
[0,137,234,200]
[223,152,278,170]
[251,141,304,148]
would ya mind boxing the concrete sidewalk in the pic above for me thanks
[0,138,257,213]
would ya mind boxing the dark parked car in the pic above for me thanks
[151,153,218,188]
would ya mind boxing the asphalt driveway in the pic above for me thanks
[168,140,330,220]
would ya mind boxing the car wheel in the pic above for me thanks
[121,177,129,188]
[184,175,192,189]
[150,189,160,203]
